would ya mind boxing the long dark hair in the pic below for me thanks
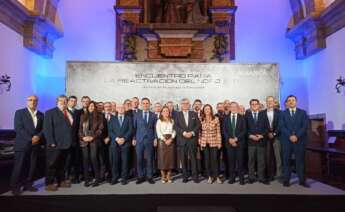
[201,104,215,121]
[81,101,99,125]
[159,106,173,123]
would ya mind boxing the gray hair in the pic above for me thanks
[56,95,67,102]
[181,98,190,104]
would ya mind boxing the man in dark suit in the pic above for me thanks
[215,102,228,178]
[64,95,82,184]
[222,102,247,185]
[125,97,141,117]
[245,99,269,185]
[174,98,201,183]
[167,101,178,121]
[43,95,73,191]
[108,104,133,185]
[132,97,157,184]
[279,95,309,187]
[10,95,44,195]
[103,102,113,182]
[124,98,141,179]
[262,96,282,182]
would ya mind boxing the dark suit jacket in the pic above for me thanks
[14,108,44,151]
[279,108,308,145]
[245,110,269,146]
[108,115,133,147]
[215,111,225,139]
[125,108,141,118]
[222,113,247,147]
[174,111,201,147]
[262,109,281,136]
[133,110,157,143]
[171,110,178,121]
[102,113,111,137]
[43,107,73,150]
[68,108,81,147]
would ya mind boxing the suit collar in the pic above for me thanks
[55,107,72,126]
[24,108,36,129]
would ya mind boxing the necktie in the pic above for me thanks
[144,112,148,124]
[254,112,258,123]
[106,114,110,121]
[64,109,71,125]
[231,115,236,135]
[119,116,123,126]
[291,109,295,117]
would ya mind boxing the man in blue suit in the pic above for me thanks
[245,99,270,185]
[43,95,73,191]
[10,95,44,196]
[132,97,157,184]
[108,104,133,185]
[279,95,309,187]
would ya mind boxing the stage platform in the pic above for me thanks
[1,176,344,212]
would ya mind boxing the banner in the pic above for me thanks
[66,62,280,108]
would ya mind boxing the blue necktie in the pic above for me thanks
[144,112,148,124]
[254,112,258,123]
[119,116,123,127]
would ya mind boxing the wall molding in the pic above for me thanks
[0,0,63,58]
[287,0,345,59]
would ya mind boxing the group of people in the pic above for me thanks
[10,94,309,195]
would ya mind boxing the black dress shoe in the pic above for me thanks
[193,178,200,184]
[11,187,21,196]
[228,179,235,184]
[283,181,290,187]
[248,179,255,184]
[71,179,81,184]
[99,177,105,183]
[121,180,128,185]
[24,185,38,192]
[147,178,155,184]
[84,181,92,187]
[136,178,145,184]
[239,180,245,185]
[110,179,119,185]
[299,181,310,188]
[92,181,100,187]
[182,178,188,183]
[259,180,270,185]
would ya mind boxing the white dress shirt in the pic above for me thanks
[156,119,176,140]
[252,111,259,121]
[230,113,238,129]
[27,107,38,128]
[183,111,189,126]
[266,109,274,128]
[105,113,111,121]
[290,107,297,116]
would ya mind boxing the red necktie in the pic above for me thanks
[64,109,71,125]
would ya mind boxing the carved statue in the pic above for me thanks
[184,0,208,24]
[163,0,184,23]
[154,0,164,23]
